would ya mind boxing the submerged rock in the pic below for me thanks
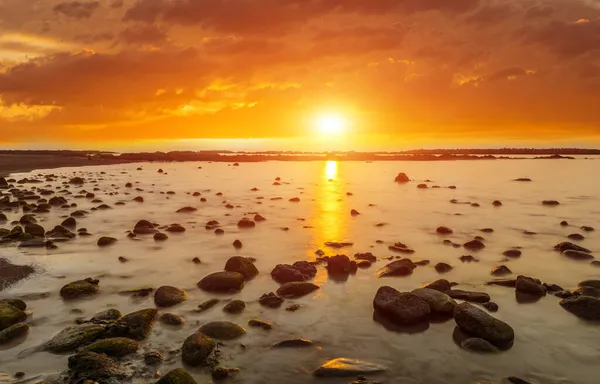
[223,300,246,314]
[423,279,451,292]
[182,332,216,366]
[447,290,490,303]
[68,352,123,382]
[198,272,245,293]
[199,321,246,340]
[373,286,430,325]
[461,338,499,353]
[314,358,387,377]
[248,319,272,330]
[272,338,314,348]
[454,303,514,347]
[160,313,185,325]
[259,293,284,308]
[563,250,594,261]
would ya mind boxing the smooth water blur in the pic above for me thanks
[1,159,600,384]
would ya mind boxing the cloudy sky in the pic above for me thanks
[0,0,599,149]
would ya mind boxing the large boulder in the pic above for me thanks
[154,286,187,307]
[198,272,245,292]
[44,324,106,353]
[182,332,216,366]
[411,288,456,315]
[560,296,600,320]
[60,278,99,300]
[454,303,514,347]
[314,358,387,377]
[24,223,45,237]
[157,369,197,384]
[198,321,246,340]
[82,337,140,357]
[373,286,430,325]
[276,282,320,298]
[224,256,259,280]
[376,259,416,278]
[515,276,546,296]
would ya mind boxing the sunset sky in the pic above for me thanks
[1,0,600,150]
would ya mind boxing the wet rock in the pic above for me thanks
[423,279,451,292]
[568,233,585,241]
[44,324,106,353]
[192,257,202,264]
[447,290,490,303]
[276,282,320,298]
[376,259,416,278]
[434,263,453,273]
[24,223,45,237]
[503,249,522,258]
[579,280,600,289]
[176,206,197,213]
[69,177,85,185]
[91,309,122,323]
[107,308,158,340]
[394,173,410,183]
[486,279,517,288]
[160,313,185,326]
[574,286,600,298]
[482,302,499,312]
[182,332,216,366]
[133,220,155,234]
[0,322,29,344]
[461,338,499,353]
[436,226,453,235]
[198,321,246,340]
[212,366,239,381]
[97,237,117,247]
[454,302,514,347]
[492,200,503,207]
[248,319,272,330]
[154,232,168,241]
[144,350,164,366]
[563,250,594,260]
[0,299,26,311]
[82,337,140,357]
[286,304,301,312]
[411,288,456,315]
[237,218,256,228]
[67,352,123,382]
[515,275,546,296]
[157,369,197,384]
[464,240,485,251]
[254,214,266,222]
[459,255,478,263]
[507,377,533,384]
[166,224,186,233]
[272,338,314,348]
[350,209,360,216]
[196,299,220,313]
[223,300,246,314]
[373,286,430,325]
[417,183,428,189]
[154,286,187,307]
[259,293,284,308]
[560,220,569,226]
[554,242,590,253]
[271,263,314,284]
[0,259,35,291]
[224,256,259,280]
[198,272,245,293]
[491,265,512,276]
[355,253,377,262]
[542,200,560,206]
[314,358,387,378]
[357,260,372,268]
[591,260,600,267]
[582,226,595,232]
[560,296,600,320]
[60,278,99,300]
[233,239,243,249]
[388,242,415,253]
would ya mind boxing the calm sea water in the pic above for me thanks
[1,159,599,384]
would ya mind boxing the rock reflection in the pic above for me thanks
[372,311,430,334]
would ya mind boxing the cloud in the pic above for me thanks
[53,1,100,19]
[524,4,555,19]
[119,25,168,45]
[464,3,517,26]
[521,18,600,57]
[110,0,124,8]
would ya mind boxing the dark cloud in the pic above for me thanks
[524,4,555,19]
[119,25,168,45]
[110,0,124,8]
[464,3,517,26]
[521,18,600,58]
[53,1,100,19]
[73,32,115,43]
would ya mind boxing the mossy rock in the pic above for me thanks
[224,256,259,280]
[0,299,26,311]
[60,279,99,300]
[90,308,122,322]
[81,337,140,357]
[68,352,124,381]
[156,368,197,384]
[104,308,157,340]
[0,303,27,331]
[198,321,246,340]
[0,322,29,344]
[44,323,106,353]
[182,332,216,366]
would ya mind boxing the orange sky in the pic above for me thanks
[1,0,600,149]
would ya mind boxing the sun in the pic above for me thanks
[315,114,347,136]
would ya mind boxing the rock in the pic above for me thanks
[60,278,99,300]
[272,338,314,347]
[542,200,560,206]
[97,237,117,247]
[154,232,168,241]
[423,279,451,292]
[568,233,585,241]
[503,249,522,258]
[277,282,319,298]
[196,299,220,313]
[482,302,499,312]
[154,286,187,307]
[248,319,272,330]
[259,293,284,308]
[350,209,360,216]
[447,290,490,303]
[434,263,453,273]
[373,286,430,325]
[486,279,517,288]
[459,255,478,263]
[82,337,140,357]
[176,207,197,213]
[592,261,600,267]
[107,308,158,340]
[44,324,106,353]
[326,255,354,274]
[563,250,594,260]
[491,265,512,276]
[223,300,246,314]
[357,260,372,268]
[254,214,266,222]
[237,218,256,228]
[582,226,595,232]
[560,220,569,226]
[69,177,85,185]
[453,303,514,347]
[160,313,185,325]
[355,253,377,262]
[24,223,45,237]
[0,322,29,344]
[376,259,416,277]
[394,173,410,183]
[574,286,600,298]
[182,332,216,366]
[507,377,533,384]
[579,280,600,289]
[198,321,246,340]
[461,338,499,353]
[464,240,485,251]
[90,309,122,322]
[515,275,546,296]
[314,358,387,377]
[198,272,245,292]
[411,288,456,315]
[417,183,428,189]
[67,352,122,381]
[212,366,239,381]
[271,264,313,283]
[554,242,590,253]
[144,350,164,366]
[0,299,26,311]
[157,369,198,384]
[560,296,600,320]
[436,226,453,235]
[166,224,186,233]
[286,304,301,311]
[224,256,259,280]
[492,200,503,207]
[232,239,243,249]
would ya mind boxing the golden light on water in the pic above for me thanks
[325,160,338,180]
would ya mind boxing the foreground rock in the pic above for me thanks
[373,286,430,325]
[411,288,456,315]
[554,242,591,253]
[394,173,410,183]
[82,337,139,357]
[314,358,387,377]
[560,296,600,320]
[154,286,187,307]
[224,256,259,280]
[0,322,29,344]
[198,272,244,292]
[199,321,246,340]
[182,332,216,366]
[327,255,357,275]
[60,278,99,300]
[0,302,27,331]
[44,324,106,353]
[454,303,514,347]
[157,369,197,384]
[276,282,319,298]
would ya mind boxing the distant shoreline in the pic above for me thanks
[0,149,595,176]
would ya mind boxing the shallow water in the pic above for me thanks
[1,159,600,384]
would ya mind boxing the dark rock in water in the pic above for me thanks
[259,292,284,308]
[0,299,26,311]
[563,250,594,260]
[134,220,155,234]
[154,232,168,241]
[67,352,123,381]
[464,239,485,251]
[0,258,35,292]
[157,369,198,384]
[436,226,453,235]
[286,304,301,312]
[82,337,140,357]
[176,206,197,213]
[357,260,372,268]
[326,255,355,274]
[314,358,387,377]
[248,319,272,330]
[560,296,600,320]
[44,324,106,353]
[507,377,533,384]
[271,263,314,284]
[24,223,45,237]
[482,302,499,312]
[560,220,569,226]
[199,321,246,340]
[543,283,563,293]
[277,282,320,298]
[106,308,158,340]
[516,276,546,296]
[394,173,410,183]
[195,299,220,313]
[0,322,29,344]
[198,272,244,293]
[325,241,353,248]
[417,183,428,189]
[119,287,154,297]
[581,226,595,232]
[355,253,377,262]
[492,200,503,207]
[514,178,532,182]
[453,302,514,347]
[166,224,186,233]
[91,309,122,322]
[591,261,600,267]
[461,338,499,353]
[254,214,266,222]
[18,239,48,248]
[272,338,314,348]
[434,263,453,273]
[568,233,585,241]
[542,200,560,206]
[480,228,494,233]
[224,256,259,280]
[411,288,456,314]
[486,279,517,288]
[154,286,187,307]
[144,350,164,366]
[579,280,600,289]
[237,218,256,228]
[491,265,512,276]
[376,259,416,278]
[574,286,600,298]
[554,242,591,253]
[97,237,117,247]
[69,177,85,185]
[459,255,478,263]
[503,249,522,258]
[182,332,216,366]
[233,239,243,249]
[373,286,430,325]
[447,290,490,303]
[223,300,246,314]
[60,278,99,300]
[212,366,239,381]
